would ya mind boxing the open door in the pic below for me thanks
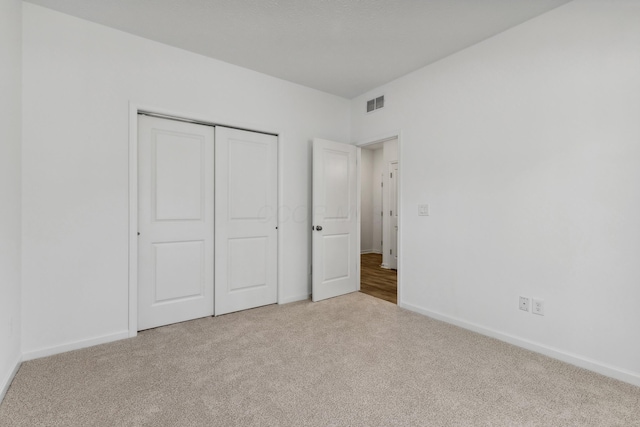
[312,138,359,302]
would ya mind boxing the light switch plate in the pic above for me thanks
[418,204,429,216]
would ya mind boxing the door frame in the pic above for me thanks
[388,160,399,270]
[127,102,283,337]
[356,131,403,305]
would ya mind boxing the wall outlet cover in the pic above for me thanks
[418,204,429,216]
[519,296,530,312]
[532,298,544,316]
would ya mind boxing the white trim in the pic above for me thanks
[128,103,138,337]
[387,160,399,270]
[280,293,310,304]
[396,132,403,305]
[277,133,284,305]
[400,302,640,388]
[355,131,401,148]
[360,249,378,254]
[0,355,21,403]
[22,331,130,362]
[355,132,404,306]
[356,147,362,292]
[356,131,402,304]
[129,102,283,335]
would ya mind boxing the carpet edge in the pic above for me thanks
[400,301,640,388]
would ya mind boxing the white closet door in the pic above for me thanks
[138,115,214,330]
[215,127,278,315]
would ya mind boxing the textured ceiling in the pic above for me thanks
[25,0,572,98]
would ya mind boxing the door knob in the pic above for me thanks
[316,225,323,231]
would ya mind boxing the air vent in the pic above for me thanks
[366,95,385,113]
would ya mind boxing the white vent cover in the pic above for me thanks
[366,95,385,113]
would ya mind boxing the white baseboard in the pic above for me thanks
[22,330,130,362]
[400,301,640,388]
[0,354,22,404]
[280,293,310,304]
[361,249,374,254]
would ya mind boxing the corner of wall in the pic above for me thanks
[0,0,23,405]
[0,355,22,403]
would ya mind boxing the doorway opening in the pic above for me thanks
[359,137,398,304]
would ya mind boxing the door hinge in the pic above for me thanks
[390,210,393,216]
[390,249,392,255]
[381,182,383,187]
[390,172,393,178]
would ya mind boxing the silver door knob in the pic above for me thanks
[316,225,323,231]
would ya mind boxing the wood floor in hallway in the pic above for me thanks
[360,253,397,304]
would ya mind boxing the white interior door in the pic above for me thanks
[389,162,399,270]
[138,115,214,330]
[215,127,278,315]
[312,138,359,302]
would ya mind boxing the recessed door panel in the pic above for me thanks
[228,237,267,292]
[154,132,204,221]
[154,241,204,303]
[228,139,269,220]
[323,234,350,281]
[323,150,350,220]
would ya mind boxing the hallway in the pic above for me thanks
[360,253,397,304]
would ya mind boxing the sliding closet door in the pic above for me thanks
[137,115,215,330]
[215,127,278,315]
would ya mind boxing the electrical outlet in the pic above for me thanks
[519,296,530,312]
[532,298,544,316]
[418,204,429,216]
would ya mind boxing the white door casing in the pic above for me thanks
[215,127,278,315]
[312,138,359,302]
[389,161,399,270]
[137,115,215,330]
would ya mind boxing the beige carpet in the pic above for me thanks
[1,292,639,426]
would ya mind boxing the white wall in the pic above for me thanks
[362,146,386,255]
[21,4,350,357]
[0,0,22,400]
[351,0,640,385]
[360,149,373,252]
[371,149,384,253]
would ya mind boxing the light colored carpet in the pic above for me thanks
[1,292,639,426]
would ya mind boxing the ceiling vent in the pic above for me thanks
[366,95,385,113]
